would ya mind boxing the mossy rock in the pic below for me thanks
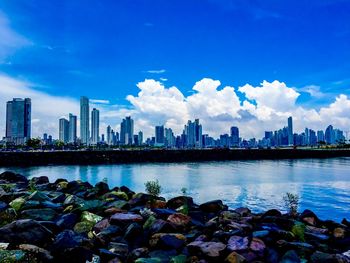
[0,208,17,227]
[0,184,16,193]
[108,191,129,201]
[73,221,94,234]
[292,223,306,242]
[170,255,187,263]
[81,211,103,224]
[0,249,28,263]
[57,181,68,190]
[135,258,162,263]
[143,215,156,229]
[9,197,26,212]
[78,199,105,212]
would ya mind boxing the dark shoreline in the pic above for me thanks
[1,148,350,167]
[1,171,350,262]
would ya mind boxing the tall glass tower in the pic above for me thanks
[288,116,293,146]
[80,96,90,145]
[68,113,77,143]
[91,108,100,145]
[5,98,31,145]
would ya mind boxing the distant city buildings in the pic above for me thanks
[5,98,31,145]
[59,118,69,143]
[2,97,348,148]
[91,108,100,145]
[120,116,134,145]
[68,113,77,143]
[80,96,90,145]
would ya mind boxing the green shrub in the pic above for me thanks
[181,187,187,195]
[283,192,299,215]
[145,180,162,196]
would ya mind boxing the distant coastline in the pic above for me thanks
[1,148,350,167]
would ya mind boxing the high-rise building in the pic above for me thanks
[230,126,239,147]
[317,130,325,142]
[287,116,293,145]
[325,125,334,144]
[91,108,100,145]
[80,96,90,145]
[165,128,175,147]
[184,119,202,148]
[59,118,69,143]
[155,125,165,146]
[5,98,31,145]
[106,125,112,145]
[68,113,77,143]
[138,131,143,145]
[120,116,134,145]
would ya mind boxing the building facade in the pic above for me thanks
[80,96,90,145]
[91,108,100,145]
[5,98,31,145]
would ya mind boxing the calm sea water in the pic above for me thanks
[1,158,350,222]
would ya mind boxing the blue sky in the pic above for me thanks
[1,1,350,138]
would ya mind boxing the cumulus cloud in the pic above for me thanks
[1,74,350,140]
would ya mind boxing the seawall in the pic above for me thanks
[1,148,350,167]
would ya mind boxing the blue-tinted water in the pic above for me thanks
[1,158,350,221]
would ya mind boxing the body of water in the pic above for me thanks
[1,158,350,221]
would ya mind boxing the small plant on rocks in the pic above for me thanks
[283,192,299,216]
[145,179,162,196]
[181,187,187,195]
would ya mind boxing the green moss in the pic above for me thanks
[292,223,306,242]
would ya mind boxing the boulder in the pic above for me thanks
[18,244,53,261]
[124,222,143,241]
[199,200,225,213]
[31,176,49,185]
[300,209,320,226]
[110,212,143,224]
[187,240,226,258]
[95,181,110,195]
[0,171,28,184]
[234,207,251,217]
[227,236,249,251]
[167,213,191,227]
[167,196,194,210]
[150,233,187,249]
[225,251,247,263]
[0,219,53,246]
[21,208,58,221]
[55,213,78,229]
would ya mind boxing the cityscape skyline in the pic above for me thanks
[2,96,348,148]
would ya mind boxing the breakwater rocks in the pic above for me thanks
[1,148,350,166]
[0,171,350,262]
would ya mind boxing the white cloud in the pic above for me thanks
[298,85,325,98]
[90,99,110,104]
[0,11,31,62]
[1,75,350,140]
[146,69,166,74]
[160,77,168,82]
[0,74,79,138]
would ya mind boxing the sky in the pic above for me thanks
[0,0,350,139]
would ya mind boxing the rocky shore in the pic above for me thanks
[0,171,350,263]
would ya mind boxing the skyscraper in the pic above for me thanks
[230,126,239,147]
[317,130,325,142]
[59,118,69,143]
[80,96,90,145]
[68,113,77,143]
[184,119,202,148]
[91,108,100,145]
[287,116,293,145]
[155,125,165,146]
[120,116,134,145]
[325,125,334,144]
[5,98,31,145]
[138,131,143,145]
[106,125,112,145]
